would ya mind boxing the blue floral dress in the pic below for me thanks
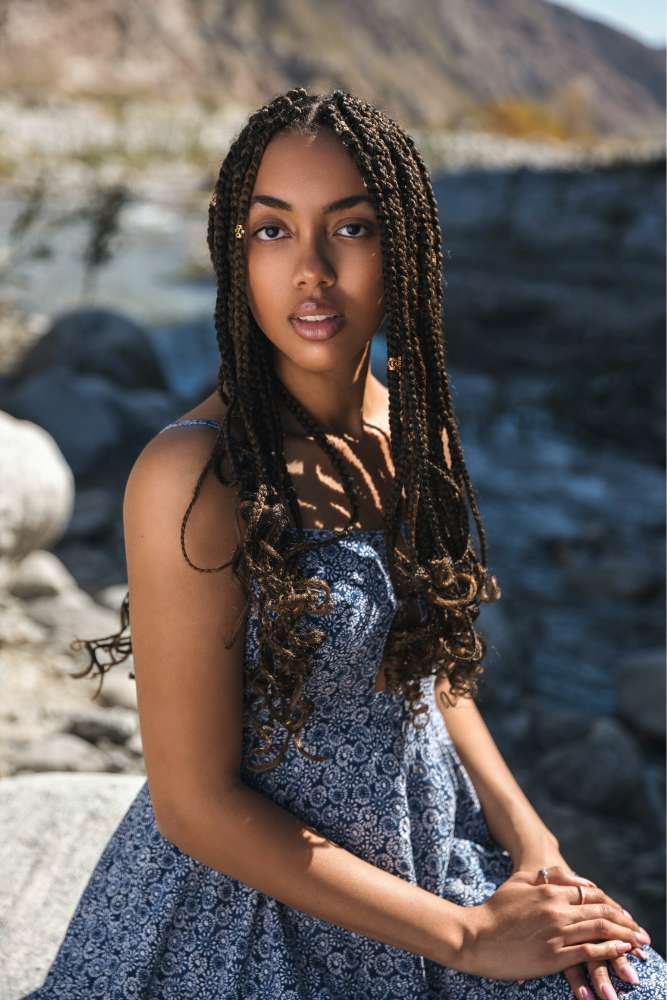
[23,419,666,999]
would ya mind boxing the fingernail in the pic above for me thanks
[578,986,594,1000]
[616,941,632,954]
[621,964,640,985]
[636,930,651,944]
[637,948,648,960]
[600,984,618,1000]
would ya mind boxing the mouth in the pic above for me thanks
[289,314,345,341]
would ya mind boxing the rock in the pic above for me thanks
[2,366,127,479]
[0,772,144,997]
[61,705,138,746]
[21,586,121,658]
[535,716,644,812]
[50,536,125,593]
[93,582,129,612]
[146,317,220,401]
[63,486,119,540]
[616,649,666,741]
[7,549,78,599]
[564,552,661,601]
[10,307,167,391]
[2,364,177,478]
[0,591,49,645]
[8,732,114,773]
[0,409,74,560]
[110,383,179,451]
[530,706,592,751]
[96,668,138,710]
[126,729,143,756]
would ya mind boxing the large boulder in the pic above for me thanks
[2,365,176,478]
[0,772,144,998]
[9,308,167,391]
[0,410,74,561]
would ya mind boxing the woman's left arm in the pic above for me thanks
[434,679,650,994]
[434,677,559,863]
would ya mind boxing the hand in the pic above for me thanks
[457,870,649,983]
[510,856,650,999]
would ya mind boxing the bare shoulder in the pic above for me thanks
[124,392,238,561]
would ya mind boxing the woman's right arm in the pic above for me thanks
[122,426,470,970]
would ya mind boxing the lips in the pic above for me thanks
[290,315,345,341]
[289,299,342,319]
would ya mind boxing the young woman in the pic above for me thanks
[24,88,664,1000]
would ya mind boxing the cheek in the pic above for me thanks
[246,259,277,317]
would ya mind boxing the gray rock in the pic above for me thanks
[7,549,78,599]
[96,668,138,710]
[2,365,125,478]
[616,649,666,741]
[126,729,143,757]
[536,716,644,811]
[21,587,120,659]
[531,706,592,751]
[61,705,138,746]
[11,307,167,391]
[0,772,144,998]
[8,732,113,773]
[93,582,129,612]
[0,591,49,645]
[0,410,74,560]
[63,486,119,540]
[564,552,661,601]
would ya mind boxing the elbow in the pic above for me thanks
[151,780,244,853]
[153,800,192,850]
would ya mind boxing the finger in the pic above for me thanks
[586,893,647,942]
[608,954,641,986]
[564,964,595,1000]
[547,876,644,939]
[587,955,640,1000]
[593,895,644,935]
[557,939,633,971]
[561,898,651,947]
[585,958,618,1000]
[561,916,646,951]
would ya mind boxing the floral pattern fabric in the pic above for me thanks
[22,420,667,998]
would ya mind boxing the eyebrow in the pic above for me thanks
[249,193,374,213]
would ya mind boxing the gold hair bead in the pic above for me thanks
[235,224,245,240]
[387,356,401,372]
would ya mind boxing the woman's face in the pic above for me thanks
[243,127,385,377]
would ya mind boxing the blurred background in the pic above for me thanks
[0,0,664,989]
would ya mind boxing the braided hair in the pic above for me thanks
[71,87,502,773]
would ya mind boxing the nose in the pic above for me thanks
[293,236,335,287]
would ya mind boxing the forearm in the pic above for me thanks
[157,780,470,968]
[434,680,558,859]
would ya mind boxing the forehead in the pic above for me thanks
[251,128,367,201]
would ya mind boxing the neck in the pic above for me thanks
[273,343,382,440]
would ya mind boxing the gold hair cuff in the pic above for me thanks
[235,224,245,239]
[387,356,401,372]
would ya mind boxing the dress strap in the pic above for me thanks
[158,417,222,434]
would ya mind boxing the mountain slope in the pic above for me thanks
[0,0,663,137]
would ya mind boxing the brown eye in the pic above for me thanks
[337,222,371,238]
[254,224,286,242]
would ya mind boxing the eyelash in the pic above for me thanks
[252,222,372,242]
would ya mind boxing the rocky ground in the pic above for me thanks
[0,141,664,993]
